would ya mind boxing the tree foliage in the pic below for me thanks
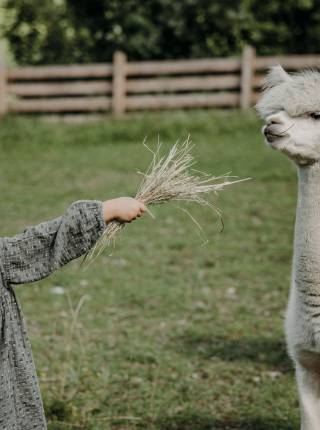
[2,0,320,65]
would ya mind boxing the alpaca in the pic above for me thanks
[256,66,320,430]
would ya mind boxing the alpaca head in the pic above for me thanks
[256,66,320,166]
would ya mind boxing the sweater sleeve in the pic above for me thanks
[0,200,107,285]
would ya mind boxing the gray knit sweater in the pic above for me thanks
[0,200,107,429]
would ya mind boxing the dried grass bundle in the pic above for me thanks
[81,136,247,267]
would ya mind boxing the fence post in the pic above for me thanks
[112,51,127,116]
[0,58,7,117]
[240,45,255,110]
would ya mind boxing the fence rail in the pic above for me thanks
[0,46,319,117]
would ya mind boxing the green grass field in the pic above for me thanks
[0,110,299,429]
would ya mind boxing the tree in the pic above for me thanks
[2,0,320,65]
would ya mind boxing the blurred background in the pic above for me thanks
[1,0,320,65]
[0,1,319,430]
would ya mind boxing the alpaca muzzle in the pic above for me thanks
[263,125,287,143]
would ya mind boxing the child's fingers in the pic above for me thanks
[130,200,146,220]
[136,199,147,212]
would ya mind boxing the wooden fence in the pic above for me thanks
[1,46,320,117]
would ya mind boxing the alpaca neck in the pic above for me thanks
[294,163,320,292]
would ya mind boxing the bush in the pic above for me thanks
[3,0,320,65]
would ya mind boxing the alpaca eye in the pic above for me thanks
[310,112,320,120]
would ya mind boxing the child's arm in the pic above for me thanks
[0,197,146,285]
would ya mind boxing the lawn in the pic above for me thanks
[0,110,299,429]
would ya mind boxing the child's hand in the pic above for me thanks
[102,197,147,223]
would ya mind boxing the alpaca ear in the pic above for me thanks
[263,64,292,89]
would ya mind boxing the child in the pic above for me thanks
[0,196,146,429]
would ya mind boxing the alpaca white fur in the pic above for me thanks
[256,66,320,118]
[257,66,320,430]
